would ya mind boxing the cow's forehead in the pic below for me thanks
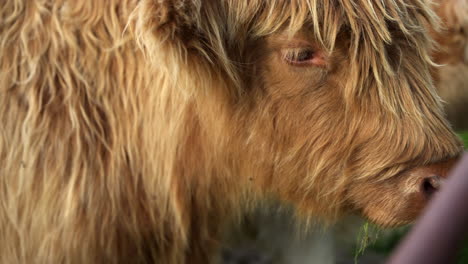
[225,0,436,49]
[223,0,436,92]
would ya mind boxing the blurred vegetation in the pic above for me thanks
[461,132,468,148]
[355,132,468,263]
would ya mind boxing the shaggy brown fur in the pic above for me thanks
[431,0,468,130]
[0,0,463,263]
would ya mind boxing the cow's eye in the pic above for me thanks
[283,48,315,65]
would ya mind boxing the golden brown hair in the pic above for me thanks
[0,0,462,263]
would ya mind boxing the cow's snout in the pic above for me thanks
[351,155,462,227]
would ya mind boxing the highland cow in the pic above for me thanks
[0,0,464,264]
[224,2,468,262]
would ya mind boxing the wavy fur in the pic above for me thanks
[0,0,462,263]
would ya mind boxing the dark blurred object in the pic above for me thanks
[222,247,274,264]
[386,153,468,264]
[431,0,468,130]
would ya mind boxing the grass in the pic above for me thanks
[460,132,468,148]
[354,132,468,263]
[354,223,380,264]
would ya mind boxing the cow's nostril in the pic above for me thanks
[421,175,443,198]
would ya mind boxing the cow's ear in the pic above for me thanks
[133,0,211,80]
[135,0,202,44]
[134,0,226,66]
[134,1,241,92]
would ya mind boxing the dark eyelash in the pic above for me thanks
[283,49,315,64]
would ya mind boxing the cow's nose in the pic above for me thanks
[421,175,444,198]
